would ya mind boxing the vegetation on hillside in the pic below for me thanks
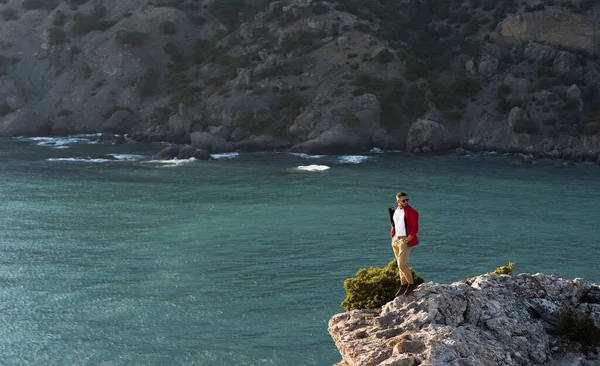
[2,0,600,143]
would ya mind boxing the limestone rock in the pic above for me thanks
[154,145,213,160]
[465,58,477,77]
[236,135,291,152]
[190,131,235,153]
[496,11,598,55]
[290,124,371,155]
[477,54,499,77]
[0,108,50,137]
[523,42,558,63]
[566,84,582,101]
[290,93,381,143]
[503,75,532,94]
[233,68,252,90]
[51,116,75,136]
[103,110,136,135]
[405,119,459,152]
[167,111,193,143]
[552,51,581,79]
[329,273,600,366]
[155,146,179,160]
[209,125,235,140]
[508,106,528,129]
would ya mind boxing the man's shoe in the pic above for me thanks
[395,284,408,296]
[404,283,416,295]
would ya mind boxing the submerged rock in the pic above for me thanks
[329,273,600,366]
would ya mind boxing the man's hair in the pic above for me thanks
[396,192,407,199]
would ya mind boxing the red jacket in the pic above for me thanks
[388,205,419,247]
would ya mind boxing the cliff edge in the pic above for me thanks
[329,273,600,365]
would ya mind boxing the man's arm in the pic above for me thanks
[406,209,419,242]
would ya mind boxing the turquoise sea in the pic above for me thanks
[1,135,599,365]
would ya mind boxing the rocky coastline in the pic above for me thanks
[328,273,600,366]
[2,0,600,163]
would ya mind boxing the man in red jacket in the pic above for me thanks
[388,192,419,296]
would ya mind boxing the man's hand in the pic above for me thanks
[406,235,413,243]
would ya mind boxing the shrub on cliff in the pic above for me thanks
[341,261,425,311]
[512,118,539,134]
[2,8,18,21]
[115,30,149,46]
[490,262,515,275]
[22,0,59,10]
[71,5,114,36]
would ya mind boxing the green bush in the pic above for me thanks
[164,42,184,64]
[404,54,428,81]
[496,97,512,113]
[72,6,114,36]
[168,85,201,110]
[68,0,88,7]
[237,111,271,132]
[138,68,159,97]
[210,0,248,27]
[2,8,18,21]
[102,105,132,120]
[56,109,73,117]
[83,66,92,79]
[341,260,425,311]
[160,20,177,35]
[513,119,539,134]
[22,0,59,10]
[192,39,217,64]
[53,10,66,26]
[496,84,512,97]
[404,85,427,117]
[342,113,360,125]
[454,77,480,97]
[490,262,515,275]
[280,31,315,54]
[376,48,394,64]
[312,2,330,14]
[461,38,481,57]
[115,30,149,46]
[0,102,14,117]
[276,91,303,115]
[150,107,172,125]
[49,27,68,45]
[353,72,386,94]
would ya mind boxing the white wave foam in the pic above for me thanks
[296,165,330,171]
[47,157,113,163]
[212,152,239,159]
[110,154,146,161]
[18,134,101,148]
[145,158,197,166]
[290,152,325,159]
[337,155,370,164]
[370,148,384,153]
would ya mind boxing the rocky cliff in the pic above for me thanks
[1,0,600,160]
[328,273,600,366]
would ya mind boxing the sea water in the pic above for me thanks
[0,136,599,365]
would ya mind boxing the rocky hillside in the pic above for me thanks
[1,0,600,159]
[329,273,600,365]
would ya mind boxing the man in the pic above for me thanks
[388,192,419,296]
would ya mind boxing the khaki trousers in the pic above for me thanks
[392,236,413,285]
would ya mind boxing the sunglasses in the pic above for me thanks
[398,199,408,203]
